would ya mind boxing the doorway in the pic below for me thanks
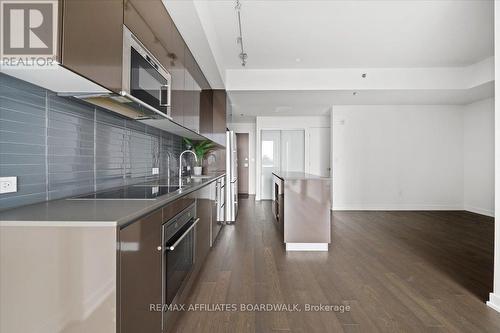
[236,133,249,195]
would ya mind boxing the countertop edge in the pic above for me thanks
[0,173,226,228]
[272,171,331,181]
[117,173,226,228]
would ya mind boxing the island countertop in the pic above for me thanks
[272,171,331,181]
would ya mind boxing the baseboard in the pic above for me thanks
[464,205,494,217]
[332,204,463,211]
[286,243,329,251]
[487,293,500,313]
[331,204,494,217]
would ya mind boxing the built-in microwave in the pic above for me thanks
[122,26,172,119]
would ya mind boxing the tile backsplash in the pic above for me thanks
[0,73,184,210]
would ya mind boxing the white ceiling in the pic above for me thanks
[204,0,493,69]
[228,81,494,122]
[167,0,495,121]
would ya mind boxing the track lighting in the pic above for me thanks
[235,0,247,67]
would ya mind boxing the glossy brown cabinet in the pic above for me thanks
[61,0,225,140]
[193,187,211,270]
[61,0,124,93]
[213,90,228,146]
[170,26,186,126]
[119,209,163,333]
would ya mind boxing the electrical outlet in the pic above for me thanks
[152,168,159,175]
[0,177,17,194]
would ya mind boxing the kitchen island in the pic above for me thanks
[272,171,331,251]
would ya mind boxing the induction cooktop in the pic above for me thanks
[70,185,180,200]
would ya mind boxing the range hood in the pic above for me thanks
[70,91,169,121]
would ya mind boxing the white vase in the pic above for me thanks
[193,166,202,176]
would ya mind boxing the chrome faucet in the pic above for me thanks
[179,150,198,187]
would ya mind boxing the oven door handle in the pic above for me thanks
[167,218,200,251]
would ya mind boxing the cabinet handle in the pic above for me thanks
[167,218,200,251]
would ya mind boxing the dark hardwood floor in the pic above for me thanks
[171,197,500,332]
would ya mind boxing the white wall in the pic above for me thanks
[332,105,465,210]
[487,0,500,313]
[227,122,256,195]
[464,98,495,217]
[255,116,331,200]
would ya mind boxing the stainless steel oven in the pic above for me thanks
[162,202,198,322]
[122,26,171,118]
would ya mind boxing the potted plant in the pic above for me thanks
[183,138,215,176]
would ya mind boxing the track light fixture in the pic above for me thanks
[235,0,247,66]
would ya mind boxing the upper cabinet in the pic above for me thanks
[170,26,186,126]
[213,90,228,146]
[61,0,124,92]
[59,0,225,142]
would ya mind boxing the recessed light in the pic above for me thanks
[295,58,301,63]
[361,73,367,78]
[353,92,358,96]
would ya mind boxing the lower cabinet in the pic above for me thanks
[119,209,163,333]
[118,181,223,333]
[194,187,211,271]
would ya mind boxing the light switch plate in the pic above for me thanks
[152,168,159,175]
[0,177,17,194]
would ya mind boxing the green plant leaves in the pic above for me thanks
[182,138,216,166]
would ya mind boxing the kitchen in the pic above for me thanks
[1,1,500,332]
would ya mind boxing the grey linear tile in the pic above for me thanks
[0,108,46,126]
[48,110,93,128]
[0,97,46,118]
[0,164,45,176]
[48,185,95,201]
[0,193,47,211]
[48,118,94,133]
[0,183,46,199]
[47,146,93,157]
[96,109,126,127]
[49,163,94,173]
[49,173,94,186]
[0,154,45,165]
[146,126,161,136]
[0,119,46,136]
[0,86,46,105]
[48,95,94,120]
[48,155,93,165]
[125,120,146,133]
[48,127,94,143]
[14,174,46,185]
[0,130,45,146]
[47,136,94,149]
[0,73,45,96]
[0,142,45,155]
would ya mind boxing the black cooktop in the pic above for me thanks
[72,185,180,200]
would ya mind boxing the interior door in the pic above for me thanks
[309,127,331,177]
[236,133,249,194]
[281,130,305,173]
